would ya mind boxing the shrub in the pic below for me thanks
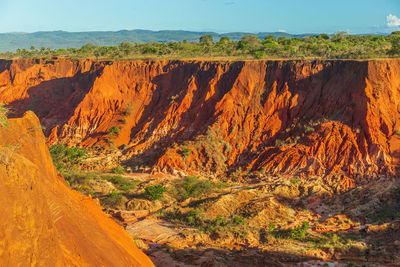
[112,165,125,174]
[145,185,166,200]
[172,176,215,200]
[108,126,120,136]
[304,125,315,134]
[0,103,8,127]
[123,104,133,116]
[49,144,87,172]
[232,215,245,225]
[290,178,301,185]
[63,169,95,185]
[269,222,276,232]
[270,221,310,240]
[103,175,137,191]
[101,190,122,208]
[162,209,248,238]
[180,146,191,158]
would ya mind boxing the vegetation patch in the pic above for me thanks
[0,103,8,128]
[112,165,125,174]
[102,174,138,191]
[162,208,248,238]
[180,146,191,158]
[108,126,120,137]
[268,222,310,240]
[145,185,167,200]
[49,144,87,172]
[3,31,400,60]
[101,190,122,208]
[170,176,229,200]
[62,169,95,186]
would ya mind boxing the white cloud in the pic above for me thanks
[387,14,400,27]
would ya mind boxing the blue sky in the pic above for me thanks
[0,0,399,34]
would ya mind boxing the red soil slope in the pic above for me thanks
[0,111,153,266]
[1,58,400,189]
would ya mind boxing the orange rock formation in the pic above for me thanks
[0,111,153,266]
[1,59,400,189]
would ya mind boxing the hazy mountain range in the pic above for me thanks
[0,29,388,52]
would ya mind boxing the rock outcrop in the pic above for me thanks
[1,59,400,188]
[0,111,153,266]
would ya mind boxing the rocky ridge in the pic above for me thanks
[0,111,153,266]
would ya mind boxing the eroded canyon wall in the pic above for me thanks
[1,58,400,187]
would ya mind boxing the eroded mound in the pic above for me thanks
[0,111,153,266]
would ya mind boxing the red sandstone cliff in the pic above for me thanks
[0,111,153,266]
[1,58,400,188]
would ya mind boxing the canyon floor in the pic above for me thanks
[60,147,400,266]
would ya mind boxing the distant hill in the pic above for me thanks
[0,29,318,52]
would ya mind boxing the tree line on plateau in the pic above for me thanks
[1,31,400,60]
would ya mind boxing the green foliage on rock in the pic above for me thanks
[103,174,138,191]
[108,126,120,136]
[49,144,87,172]
[101,190,122,208]
[162,209,247,238]
[145,185,167,200]
[171,176,229,200]
[0,103,8,128]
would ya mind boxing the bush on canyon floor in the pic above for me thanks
[269,222,310,240]
[112,165,125,174]
[162,208,248,238]
[290,178,301,185]
[145,185,167,200]
[49,144,87,171]
[171,176,229,200]
[102,174,138,191]
[62,169,96,185]
[101,190,123,208]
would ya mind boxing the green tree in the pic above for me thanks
[264,35,275,41]
[218,36,230,45]
[81,43,97,53]
[317,34,330,40]
[388,32,400,56]
[239,35,262,51]
[120,41,135,49]
[200,35,213,45]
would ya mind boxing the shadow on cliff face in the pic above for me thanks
[124,61,245,168]
[6,67,102,134]
[0,59,12,74]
